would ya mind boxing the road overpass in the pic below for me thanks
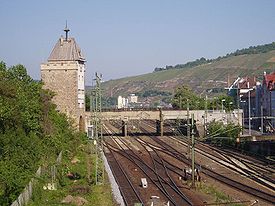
[85,109,243,136]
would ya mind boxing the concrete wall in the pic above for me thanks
[85,109,243,132]
[98,110,160,121]
[102,152,125,206]
[90,110,241,124]
[241,140,275,157]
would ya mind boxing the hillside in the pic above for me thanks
[101,46,275,106]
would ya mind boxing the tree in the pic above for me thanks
[0,62,83,205]
[172,85,204,110]
[207,120,241,146]
[216,95,234,111]
[85,93,90,111]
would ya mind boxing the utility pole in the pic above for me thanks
[187,99,190,158]
[248,86,251,136]
[246,82,252,136]
[91,72,103,185]
[237,85,241,141]
[191,113,195,188]
[237,85,240,127]
[261,105,263,134]
[204,95,208,137]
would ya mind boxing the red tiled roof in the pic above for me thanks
[263,72,275,90]
[238,76,256,89]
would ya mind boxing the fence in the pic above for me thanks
[10,152,62,206]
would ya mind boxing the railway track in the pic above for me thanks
[103,124,175,205]
[164,135,275,193]
[144,134,275,204]
[141,120,275,189]
[105,146,144,205]
[103,126,145,206]
[103,122,195,206]
[104,120,275,205]
[134,136,274,204]
[197,141,275,190]
[135,138,193,206]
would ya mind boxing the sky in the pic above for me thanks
[1,0,275,85]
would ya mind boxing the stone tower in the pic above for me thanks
[41,26,86,130]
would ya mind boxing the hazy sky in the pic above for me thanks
[1,0,275,84]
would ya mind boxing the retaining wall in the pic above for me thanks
[102,152,125,206]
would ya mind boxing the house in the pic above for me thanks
[117,96,128,109]
[238,77,258,129]
[262,72,275,131]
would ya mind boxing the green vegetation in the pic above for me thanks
[102,96,117,109]
[101,44,275,100]
[154,42,275,72]
[198,183,245,206]
[0,61,114,206]
[86,89,117,109]
[206,121,242,146]
[172,85,234,110]
[172,85,205,110]
[28,142,115,206]
[0,62,51,205]
[154,57,211,72]
[137,90,172,98]
[85,93,91,111]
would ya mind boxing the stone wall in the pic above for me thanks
[41,61,85,127]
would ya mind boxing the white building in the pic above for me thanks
[128,94,138,103]
[117,96,128,109]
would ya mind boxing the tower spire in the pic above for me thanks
[64,21,70,41]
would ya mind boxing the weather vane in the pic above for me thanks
[64,21,70,41]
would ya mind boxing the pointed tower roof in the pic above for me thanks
[48,37,85,62]
[48,26,85,62]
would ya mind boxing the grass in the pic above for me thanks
[197,182,245,206]
[28,141,116,206]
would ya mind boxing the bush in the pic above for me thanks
[207,121,241,146]
[0,62,83,205]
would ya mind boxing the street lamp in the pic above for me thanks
[213,97,218,111]
[245,82,253,135]
[247,82,253,136]
[221,99,226,112]
[229,102,233,111]
[240,99,247,134]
